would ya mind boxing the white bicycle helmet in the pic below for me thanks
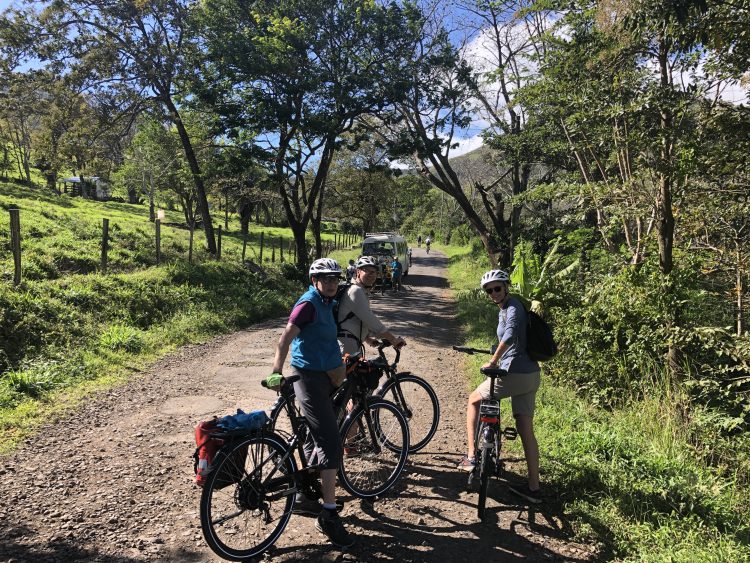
[355,256,378,269]
[309,258,342,277]
[480,269,509,288]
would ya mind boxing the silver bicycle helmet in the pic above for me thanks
[309,258,342,277]
[355,256,378,269]
[480,269,509,288]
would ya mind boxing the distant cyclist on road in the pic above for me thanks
[425,236,431,254]
[457,269,542,505]
[270,258,354,547]
[337,256,406,356]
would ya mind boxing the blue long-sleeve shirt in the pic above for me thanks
[496,297,539,373]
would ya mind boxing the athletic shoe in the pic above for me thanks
[508,482,543,505]
[294,493,343,515]
[292,492,321,516]
[316,507,355,548]
[457,455,476,472]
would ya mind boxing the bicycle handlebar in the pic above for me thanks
[452,345,491,355]
[372,339,401,366]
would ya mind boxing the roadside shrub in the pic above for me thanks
[99,325,145,353]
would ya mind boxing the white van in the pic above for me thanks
[361,232,410,289]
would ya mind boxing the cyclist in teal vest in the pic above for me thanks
[270,258,354,547]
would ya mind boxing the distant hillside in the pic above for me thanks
[448,145,499,188]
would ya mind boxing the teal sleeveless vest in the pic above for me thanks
[290,285,342,372]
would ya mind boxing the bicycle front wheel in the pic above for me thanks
[200,433,295,561]
[477,444,493,521]
[378,374,440,453]
[339,399,410,499]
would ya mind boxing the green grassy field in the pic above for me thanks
[445,248,750,562]
[0,182,331,451]
[0,183,336,281]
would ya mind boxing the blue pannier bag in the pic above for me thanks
[217,409,268,433]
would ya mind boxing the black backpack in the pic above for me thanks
[333,283,354,327]
[526,309,558,362]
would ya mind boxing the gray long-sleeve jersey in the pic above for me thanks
[337,284,386,355]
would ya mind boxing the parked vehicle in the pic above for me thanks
[361,232,409,290]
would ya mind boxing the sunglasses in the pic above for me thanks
[317,275,341,283]
[485,286,505,295]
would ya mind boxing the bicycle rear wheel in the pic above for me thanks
[338,399,409,499]
[477,444,493,521]
[378,374,440,453]
[200,433,295,561]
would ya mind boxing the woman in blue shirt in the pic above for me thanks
[458,269,542,504]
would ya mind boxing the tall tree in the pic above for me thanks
[371,6,503,263]
[196,0,413,268]
[9,0,219,253]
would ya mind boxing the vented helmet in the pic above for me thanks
[309,258,342,277]
[480,269,509,288]
[355,256,378,269]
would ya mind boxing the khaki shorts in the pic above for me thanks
[476,371,541,418]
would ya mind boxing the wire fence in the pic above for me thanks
[3,208,362,286]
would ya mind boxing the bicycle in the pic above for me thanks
[199,368,409,560]
[453,345,518,520]
[369,340,440,453]
[273,341,439,454]
[268,354,411,499]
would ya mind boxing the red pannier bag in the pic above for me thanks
[193,418,223,487]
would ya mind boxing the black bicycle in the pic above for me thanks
[200,368,409,560]
[370,340,440,453]
[268,355,411,499]
[453,345,518,520]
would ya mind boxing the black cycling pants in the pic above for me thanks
[291,367,342,470]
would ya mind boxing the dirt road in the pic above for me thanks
[0,248,595,562]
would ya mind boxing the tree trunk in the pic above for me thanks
[737,240,744,337]
[163,97,217,256]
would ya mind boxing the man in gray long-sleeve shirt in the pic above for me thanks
[337,256,406,356]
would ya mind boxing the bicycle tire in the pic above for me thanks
[269,393,299,435]
[200,433,295,561]
[338,399,409,499]
[477,444,493,521]
[377,374,440,453]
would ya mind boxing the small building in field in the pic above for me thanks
[60,176,111,201]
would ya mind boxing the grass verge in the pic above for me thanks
[0,261,299,453]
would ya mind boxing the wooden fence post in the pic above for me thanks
[155,218,161,265]
[279,236,284,263]
[259,231,264,262]
[217,225,222,261]
[9,208,21,285]
[101,218,109,273]
[188,223,194,264]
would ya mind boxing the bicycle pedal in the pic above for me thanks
[503,427,518,440]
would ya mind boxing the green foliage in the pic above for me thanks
[0,261,297,412]
[99,325,145,353]
[449,249,750,560]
